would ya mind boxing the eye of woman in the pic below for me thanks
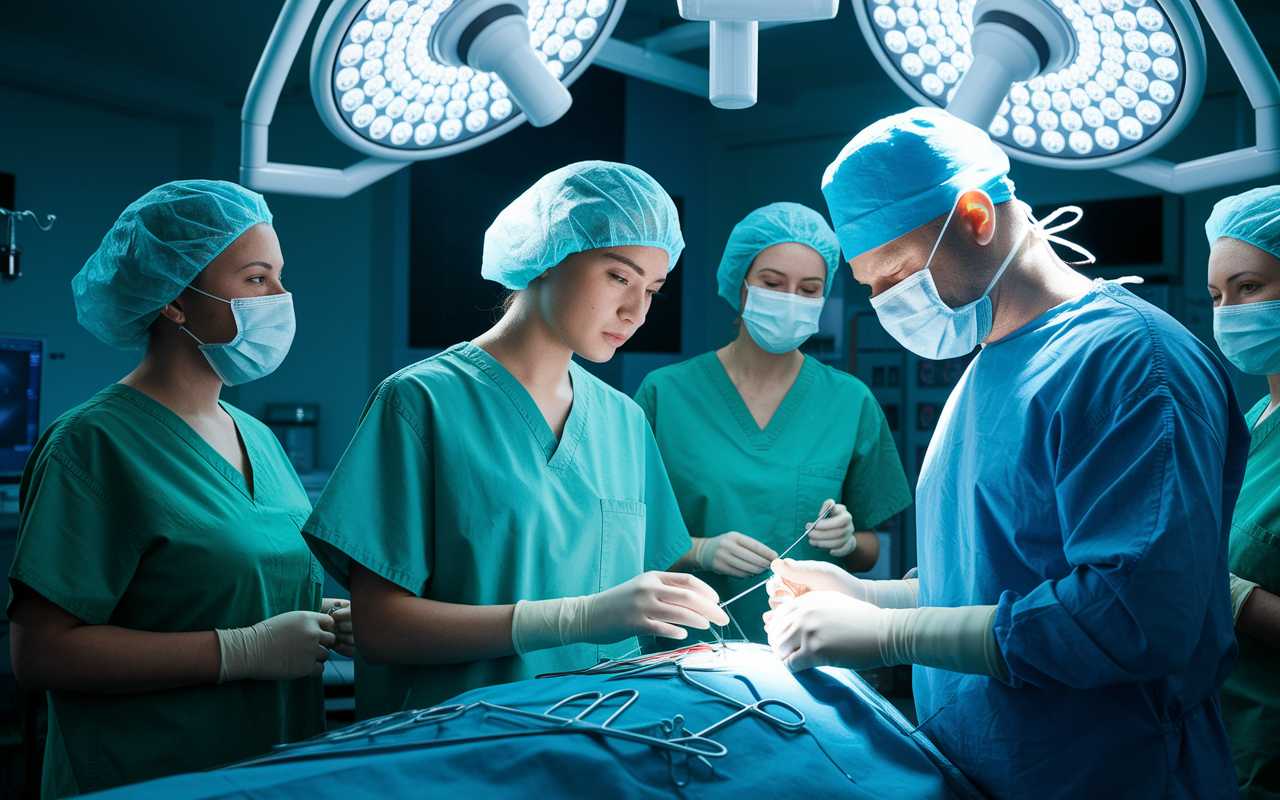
[1239,282,1260,294]
[610,271,628,286]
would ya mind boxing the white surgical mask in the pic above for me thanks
[741,285,825,354]
[181,286,296,386]
[871,201,1093,360]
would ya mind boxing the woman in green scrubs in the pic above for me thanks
[636,203,912,643]
[303,162,728,720]
[1204,186,1280,799]
[7,181,353,799]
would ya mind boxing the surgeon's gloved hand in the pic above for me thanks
[807,500,858,557]
[692,532,779,578]
[764,593,1009,680]
[216,611,336,683]
[1230,573,1260,625]
[324,598,356,658]
[510,573,731,655]
[766,558,919,609]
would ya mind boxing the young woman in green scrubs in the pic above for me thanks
[635,203,912,643]
[303,162,728,720]
[7,181,353,798]
[1205,186,1280,799]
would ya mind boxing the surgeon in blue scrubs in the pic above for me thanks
[764,108,1248,800]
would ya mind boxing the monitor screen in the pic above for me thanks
[0,335,42,478]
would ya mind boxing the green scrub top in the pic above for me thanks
[303,343,691,719]
[1220,394,1280,799]
[634,352,912,643]
[8,384,324,799]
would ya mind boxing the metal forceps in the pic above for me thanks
[717,503,838,610]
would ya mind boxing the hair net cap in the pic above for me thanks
[73,180,273,350]
[481,161,684,290]
[821,107,1015,262]
[716,202,841,312]
[1205,185,1280,261]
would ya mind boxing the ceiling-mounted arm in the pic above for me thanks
[1109,0,1280,193]
[241,0,404,199]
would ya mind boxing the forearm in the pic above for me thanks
[11,623,221,694]
[841,532,880,573]
[1237,586,1280,649]
[349,563,516,665]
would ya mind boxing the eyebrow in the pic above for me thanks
[757,267,825,282]
[237,261,278,272]
[604,251,666,283]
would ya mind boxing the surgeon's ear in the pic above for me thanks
[956,189,997,248]
[157,297,186,326]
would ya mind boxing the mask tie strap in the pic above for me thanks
[1025,204,1097,266]
[923,195,963,274]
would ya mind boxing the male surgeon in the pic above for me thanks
[764,107,1249,800]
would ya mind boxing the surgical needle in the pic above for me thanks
[716,504,836,609]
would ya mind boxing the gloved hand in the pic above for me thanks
[692,532,779,577]
[216,611,336,683]
[807,500,858,557]
[1230,573,1260,625]
[764,593,1008,680]
[766,558,919,609]
[511,572,730,654]
[324,598,356,658]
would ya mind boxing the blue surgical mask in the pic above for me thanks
[741,285,825,354]
[180,286,296,386]
[1214,299,1280,375]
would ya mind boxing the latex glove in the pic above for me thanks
[511,572,731,655]
[766,558,919,609]
[764,593,1007,680]
[1230,573,1260,625]
[217,611,336,683]
[692,532,779,577]
[324,598,356,658]
[807,500,858,557]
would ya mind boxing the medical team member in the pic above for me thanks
[8,181,354,799]
[1205,186,1280,799]
[764,108,1248,800]
[303,161,728,719]
[635,203,911,643]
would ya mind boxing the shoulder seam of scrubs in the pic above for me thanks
[374,388,430,446]
[43,441,145,555]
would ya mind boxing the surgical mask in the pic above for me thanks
[741,285,825,354]
[871,201,1093,360]
[1214,299,1280,375]
[180,286,296,386]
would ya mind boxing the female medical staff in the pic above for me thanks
[303,161,728,719]
[635,203,911,642]
[7,181,353,799]
[1205,185,1280,799]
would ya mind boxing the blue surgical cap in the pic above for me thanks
[821,107,1015,262]
[716,202,841,312]
[481,161,684,290]
[73,180,273,350]
[1205,185,1280,261]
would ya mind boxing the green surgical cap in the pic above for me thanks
[1205,185,1280,261]
[73,180,273,350]
[716,202,841,312]
[821,107,1015,261]
[481,161,684,290]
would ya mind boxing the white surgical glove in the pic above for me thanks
[1230,573,1260,625]
[806,499,858,557]
[216,611,336,683]
[691,532,779,578]
[764,592,1007,681]
[324,598,356,658]
[766,558,919,609]
[510,572,731,655]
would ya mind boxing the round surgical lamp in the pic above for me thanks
[852,0,1207,168]
[310,0,623,160]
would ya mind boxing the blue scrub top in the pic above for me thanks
[915,282,1248,800]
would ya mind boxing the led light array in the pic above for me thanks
[332,0,610,151]
[865,0,1187,158]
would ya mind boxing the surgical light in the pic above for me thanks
[853,0,1205,169]
[242,0,624,197]
[677,0,840,109]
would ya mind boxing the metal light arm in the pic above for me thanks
[1109,0,1280,193]
[241,0,404,199]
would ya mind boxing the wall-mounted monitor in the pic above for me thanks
[0,335,43,480]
